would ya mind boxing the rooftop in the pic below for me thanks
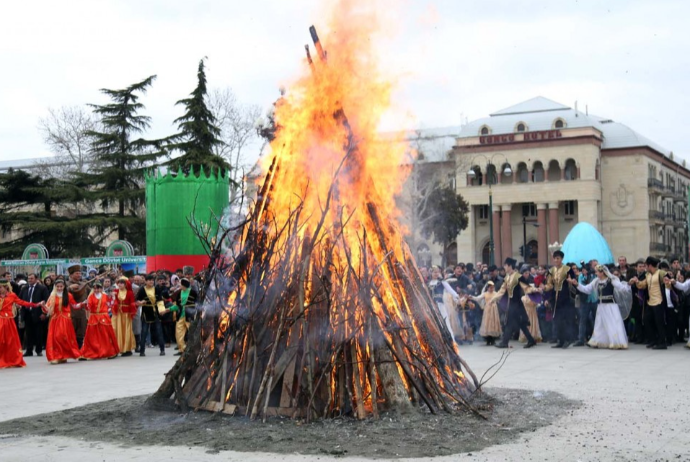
[459,96,674,158]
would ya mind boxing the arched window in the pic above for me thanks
[480,126,490,136]
[564,159,577,180]
[517,123,526,132]
[515,121,528,133]
[516,162,529,183]
[486,164,498,185]
[416,244,431,268]
[532,161,545,182]
[554,119,565,129]
[469,166,483,186]
[501,163,514,184]
[547,160,561,182]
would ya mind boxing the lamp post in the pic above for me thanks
[467,154,511,266]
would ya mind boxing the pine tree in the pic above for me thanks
[80,75,166,252]
[168,59,228,176]
[0,169,104,258]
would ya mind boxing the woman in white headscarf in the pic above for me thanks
[570,265,630,349]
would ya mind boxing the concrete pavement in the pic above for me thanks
[1,343,689,461]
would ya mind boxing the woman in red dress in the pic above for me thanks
[81,282,120,360]
[44,279,82,364]
[0,279,41,369]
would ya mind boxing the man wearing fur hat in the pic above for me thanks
[544,250,577,348]
[491,257,537,349]
[67,264,88,348]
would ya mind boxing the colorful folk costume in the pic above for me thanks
[427,278,455,341]
[135,281,166,356]
[492,259,536,349]
[44,285,82,364]
[0,280,40,368]
[470,282,502,345]
[633,257,669,350]
[575,266,631,349]
[169,279,198,354]
[112,278,137,356]
[81,288,120,360]
[66,264,89,348]
[520,282,543,343]
[544,253,577,348]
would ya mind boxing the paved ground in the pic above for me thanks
[1,343,689,461]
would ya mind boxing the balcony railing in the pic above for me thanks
[650,242,669,252]
[648,210,665,221]
[648,178,664,194]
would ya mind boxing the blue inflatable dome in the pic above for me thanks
[561,222,614,265]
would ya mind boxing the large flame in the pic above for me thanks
[261,0,407,233]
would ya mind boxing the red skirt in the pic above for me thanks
[46,315,81,362]
[0,317,26,369]
[81,314,120,359]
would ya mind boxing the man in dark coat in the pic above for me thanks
[19,273,50,356]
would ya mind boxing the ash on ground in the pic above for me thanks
[0,388,579,458]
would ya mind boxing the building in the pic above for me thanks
[453,96,689,266]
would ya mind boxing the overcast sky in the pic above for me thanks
[1,0,688,165]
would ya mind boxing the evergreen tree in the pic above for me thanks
[0,169,104,258]
[80,75,166,252]
[168,58,228,176]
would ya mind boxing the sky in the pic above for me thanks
[1,0,689,165]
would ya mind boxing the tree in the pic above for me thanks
[168,59,227,176]
[36,106,101,178]
[417,184,469,263]
[208,87,261,187]
[0,169,104,258]
[79,75,166,252]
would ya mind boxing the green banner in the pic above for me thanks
[81,256,147,265]
[1,259,71,267]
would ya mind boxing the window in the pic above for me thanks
[532,162,545,182]
[564,200,576,217]
[564,159,577,180]
[522,203,536,218]
[478,205,489,220]
[480,126,490,135]
[516,123,526,132]
[517,162,529,183]
[555,119,564,129]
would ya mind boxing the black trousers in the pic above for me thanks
[499,304,534,346]
[553,295,576,344]
[23,309,43,354]
[666,307,678,345]
[645,304,667,346]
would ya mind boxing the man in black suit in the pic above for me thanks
[19,273,50,356]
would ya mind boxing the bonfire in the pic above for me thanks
[151,6,478,422]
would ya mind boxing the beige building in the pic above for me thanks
[453,96,689,266]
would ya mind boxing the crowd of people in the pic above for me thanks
[0,265,202,369]
[423,253,690,351]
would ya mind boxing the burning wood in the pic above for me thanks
[151,20,479,422]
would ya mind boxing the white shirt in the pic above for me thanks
[665,288,674,308]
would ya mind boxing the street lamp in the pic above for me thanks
[467,154,511,266]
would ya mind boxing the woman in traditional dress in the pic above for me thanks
[44,279,82,364]
[111,277,136,357]
[519,266,543,344]
[0,279,41,368]
[469,281,502,345]
[427,267,456,341]
[571,265,630,349]
[81,282,119,360]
